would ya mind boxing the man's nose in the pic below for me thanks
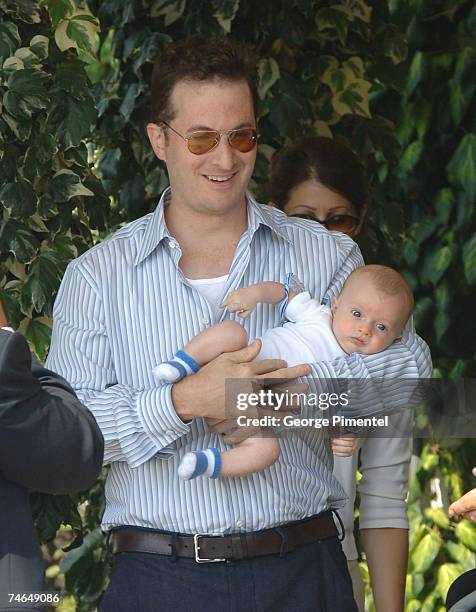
[211,135,235,170]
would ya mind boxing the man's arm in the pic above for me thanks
[0,329,103,493]
[47,262,310,467]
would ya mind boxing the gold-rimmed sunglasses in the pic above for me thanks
[161,121,258,155]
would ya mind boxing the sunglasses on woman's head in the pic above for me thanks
[290,213,359,235]
[161,121,258,155]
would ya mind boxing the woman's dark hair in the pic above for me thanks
[268,136,367,214]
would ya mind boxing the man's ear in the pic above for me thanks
[331,296,338,314]
[147,123,166,161]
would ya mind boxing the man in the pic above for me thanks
[46,35,431,611]
[0,303,103,609]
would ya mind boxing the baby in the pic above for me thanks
[154,265,414,480]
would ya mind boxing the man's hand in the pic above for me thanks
[331,436,358,457]
[449,467,476,521]
[220,286,263,318]
[0,300,8,327]
[172,339,311,423]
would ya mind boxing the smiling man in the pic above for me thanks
[46,35,431,611]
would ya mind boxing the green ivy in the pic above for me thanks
[1,0,475,610]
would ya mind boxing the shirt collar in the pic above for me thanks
[134,187,290,266]
[134,188,172,266]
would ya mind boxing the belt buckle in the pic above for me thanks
[193,533,226,563]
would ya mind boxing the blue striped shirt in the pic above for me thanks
[46,189,431,533]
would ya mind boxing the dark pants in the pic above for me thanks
[100,536,357,612]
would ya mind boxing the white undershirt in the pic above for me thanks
[186,275,229,323]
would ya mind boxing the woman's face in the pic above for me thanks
[283,179,363,236]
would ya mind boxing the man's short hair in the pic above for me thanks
[150,35,259,124]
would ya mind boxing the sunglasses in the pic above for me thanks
[161,121,258,155]
[290,213,359,235]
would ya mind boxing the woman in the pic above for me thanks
[269,136,410,612]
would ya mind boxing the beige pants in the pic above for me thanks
[347,559,365,612]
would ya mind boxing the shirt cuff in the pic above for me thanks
[137,384,191,455]
[1,327,14,332]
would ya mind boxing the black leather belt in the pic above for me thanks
[111,512,337,563]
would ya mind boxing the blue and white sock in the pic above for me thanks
[153,350,200,383]
[178,448,222,480]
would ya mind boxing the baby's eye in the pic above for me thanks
[351,309,361,318]
[376,323,387,332]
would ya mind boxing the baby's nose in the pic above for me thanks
[358,323,371,337]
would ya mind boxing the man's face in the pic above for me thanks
[148,78,257,217]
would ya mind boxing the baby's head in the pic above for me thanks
[331,265,414,355]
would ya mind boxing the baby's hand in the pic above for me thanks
[221,287,260,318]
[331,436,358,457]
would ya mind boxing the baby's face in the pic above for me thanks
[331,284,406,355]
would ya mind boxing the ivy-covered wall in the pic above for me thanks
[0,0,475,610]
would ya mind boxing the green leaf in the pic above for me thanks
[411,531,442,573]
[50,170,94,202]
[46,94,96,148]
[7,66,49,96]
[150,0,186,26]
[447,134,476,204]
[434,188,454,226]
[449,81,476,126]
[462,235,476,285]
[213,0,240,33]
[61,528,105,573]
[9,229,38,263]
[437,563,463,601]
[399,140,423,174]
[2,110,32,141]
[316,7,353,46]
[430,246,454,285]
[445,541,476,571]
[406,52,425,98]
[455,520,476,552]
[258,58,280,100]
[405,572,425,599]
[405,599,421,612]
[402,239,418,265]
[424,507,450,530]
[17,316,52,361]
[0,22,21,60]
[65,20,97,55]
[44,0,75,28]
[22,251,65,312]
[30,35,49,60]
[0,178,37,217]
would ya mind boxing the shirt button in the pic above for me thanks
[236,519,244,528]
[202,318,210,326]
[169,239,178,249]
[165,430,173,436]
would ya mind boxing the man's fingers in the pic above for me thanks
[249,358,288,375]
[257,363,312,380]
[448,488,476,517]
[226,339,262,363]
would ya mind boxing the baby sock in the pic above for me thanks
[153,350,200,383]
[178,448,222,480]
